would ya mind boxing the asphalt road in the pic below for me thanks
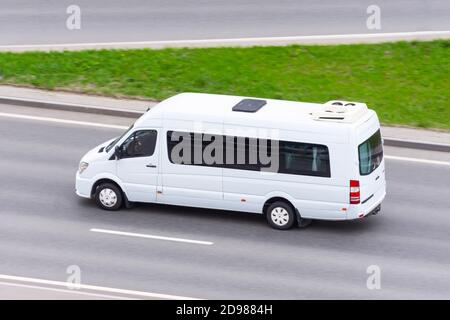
[0,106,449,299]
[1,0,449,46]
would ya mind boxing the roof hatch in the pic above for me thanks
[232,99,267,113]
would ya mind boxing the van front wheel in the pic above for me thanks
[94,183,123,211]
[266,201,295,230]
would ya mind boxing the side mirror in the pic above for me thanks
[114,145,123,159]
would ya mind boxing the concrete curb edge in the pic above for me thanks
[0,96,144,118]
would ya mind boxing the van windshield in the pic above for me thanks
[105,125,134,152]
[358,129,383,175]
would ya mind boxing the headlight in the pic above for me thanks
[78,162,89,174]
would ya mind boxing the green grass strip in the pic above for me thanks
[0,40,449,129]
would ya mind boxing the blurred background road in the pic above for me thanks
[1,0,449,46]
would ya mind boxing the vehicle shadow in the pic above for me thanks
[76,196,381,237]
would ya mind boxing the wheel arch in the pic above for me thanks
[263,196,296,215]
[263,194,305,226]
[91,177,124,198]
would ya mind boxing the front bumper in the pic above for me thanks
[75,173,93,198]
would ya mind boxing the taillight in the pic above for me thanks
[350,180,360,204]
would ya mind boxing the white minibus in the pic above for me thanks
[76,93,386,229]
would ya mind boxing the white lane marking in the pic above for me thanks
[90,228,214,246]
[385,155,450,166]
[0,112,128,130]
[0,281,135,300]
[0,31,449,50]
[0,274,200,300]
[0,111,448,167]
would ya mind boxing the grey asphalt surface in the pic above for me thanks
[0,106,449,299]
[0,282,119,300]
[1,0,449,46]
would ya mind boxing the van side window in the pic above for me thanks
[121,130,157,158]
[167,130,331,178]
[279,142,330,177]
[224,137,276,172]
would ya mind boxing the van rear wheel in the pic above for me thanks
[266,201,295,230]
[94,183,123,211]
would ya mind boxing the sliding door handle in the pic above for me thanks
[146,164,157,168]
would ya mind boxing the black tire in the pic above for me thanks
[94,183,123,211]
[266,201,296,230]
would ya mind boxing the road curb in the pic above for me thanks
[2,96,449,153]
[0,96,144,118]
[383,138,450,153]
[1,31,449,52]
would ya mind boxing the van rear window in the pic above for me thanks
[358,129,383,175]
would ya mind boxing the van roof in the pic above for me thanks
[139,92,375,133]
